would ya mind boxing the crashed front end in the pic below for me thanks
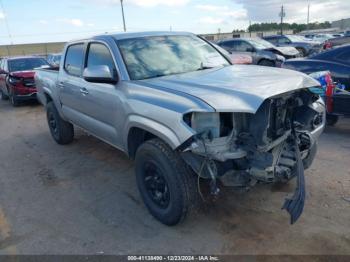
[181,88,325,224]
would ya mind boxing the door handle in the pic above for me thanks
[80,87,89,95]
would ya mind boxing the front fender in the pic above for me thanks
[124,114,194,150]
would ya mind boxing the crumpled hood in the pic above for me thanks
[273,46,300,56]
[140,65,319,113]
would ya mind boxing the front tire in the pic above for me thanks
[135,138,199,225]
[46,101,74,145]
[296,48,307,57]
[0,89,8,100]
[9,92,19,107]
[303,142,317,170]
[258,59,275,67]
[326,114,339,126]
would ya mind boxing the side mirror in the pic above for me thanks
[83,65,118,84]
[0,69,8,75]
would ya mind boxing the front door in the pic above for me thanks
[76,42,123,147]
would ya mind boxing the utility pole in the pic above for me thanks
[249,20,252,37]
[307,3,310,31]
[120,0,126,32]
[279,5,285,35]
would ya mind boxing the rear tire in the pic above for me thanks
[9,90,19,107]
[135,138,199,225]
[258,59,275,67]
[46,101,74,145]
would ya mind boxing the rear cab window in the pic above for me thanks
[64,44,85,76]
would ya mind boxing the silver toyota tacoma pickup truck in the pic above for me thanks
[35,32,325,226]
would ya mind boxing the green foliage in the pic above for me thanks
[247,21,331,33]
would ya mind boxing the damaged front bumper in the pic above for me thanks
[180,92,325,224]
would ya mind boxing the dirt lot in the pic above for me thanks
[0,99,349,255]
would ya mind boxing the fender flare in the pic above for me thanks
[124,114,185,151]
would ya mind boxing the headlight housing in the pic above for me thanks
[184,112,236,138]
[190,112,220,138]
[8,76,21,85]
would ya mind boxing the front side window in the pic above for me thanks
[64,44,84,76]
[218,41,235,51]
[265,37,277,45]
[117,35,230,80]
[8,58,49,72]
[86,43,116,73]
[277,37,290,44]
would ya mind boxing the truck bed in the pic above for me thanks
[34,67,60,105]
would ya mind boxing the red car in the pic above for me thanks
[0,56,49,106]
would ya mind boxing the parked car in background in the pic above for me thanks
[47,53,61,67]
[307,34,335,49]
[211,43,253,64]
[310,34,334,42]
[328,36,350,47]
[283,44,350,124]
[332,33,344,38]
[0,56,50,106]
[309,71,350,126]
[263,35,322,57]
[283,44,350,90]
[217,38,292,67]
[35,31,325,225]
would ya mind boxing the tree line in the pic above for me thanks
[247,22,331,33]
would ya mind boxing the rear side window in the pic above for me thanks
[64,44,84,76]
[86,43,116,73]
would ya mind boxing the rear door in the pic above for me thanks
[59,43,88,128]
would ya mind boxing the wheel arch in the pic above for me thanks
[257,58,275,66]
[125,116,186,159]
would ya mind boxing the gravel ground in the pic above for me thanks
[0,100,349,255]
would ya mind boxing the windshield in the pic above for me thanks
[248,38,275,49]
[286,35,305,42]
[117,35,230,80]
[8,58,49,72]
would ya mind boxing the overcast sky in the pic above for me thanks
[0,0,348,44]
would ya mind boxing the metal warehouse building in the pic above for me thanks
[332,18,350,31]
[0,42,65,57]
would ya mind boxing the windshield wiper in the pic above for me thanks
[142,74,167,80]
